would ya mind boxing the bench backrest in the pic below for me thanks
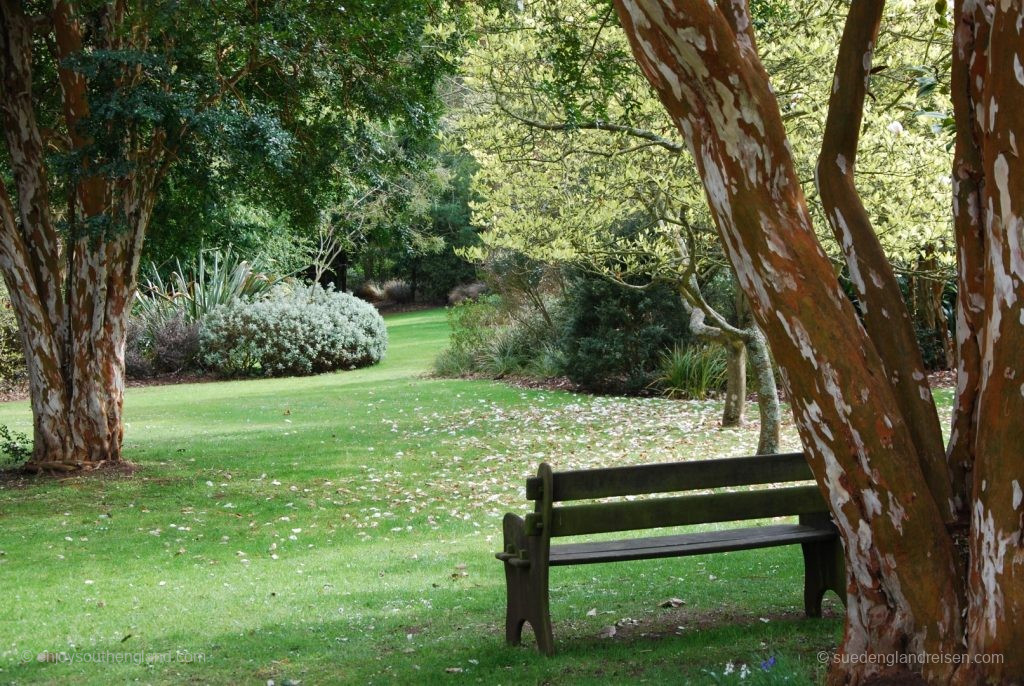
[524,452,827,538]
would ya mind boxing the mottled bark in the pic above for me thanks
[681,290,780,455]
[722,284,749,428]
[614,0,965,682]
[816,0,955,526]
[946,0,989,545]
[747,327,779,456]
[0,1,163,470]
[954,1,1024,681]
[722,340,746,427]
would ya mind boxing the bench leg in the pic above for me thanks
[500,513,555,655]
[801,536,846,617]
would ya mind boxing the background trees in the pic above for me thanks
[453,0,956,454]
[0,0,462,470]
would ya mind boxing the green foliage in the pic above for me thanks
[445,295,503,357]
[16,0,467,284]
[392,149,481,302]
[432,295,503,376]
[477,316,554,378]
[0,425,31,471]
[432,294,558,378]
[136,247,281,324]
[655,344,729,400]
[0,290,25,389]
[461,0,957,305]
[200,285,387,377]
[558,271,691,394]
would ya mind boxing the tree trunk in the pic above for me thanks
[722,281,750,429]
[5,216,151,470]
[952,1,1024,680]
[617,0,1024,681]
[746,327,779,455]
[721,339,746,427]
[0,1,162,471]
[911,254,955,371]
[682,299,780,456]
[614,1,975,681]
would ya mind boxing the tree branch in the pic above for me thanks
[816,0,954,523]
[494,100,685,154]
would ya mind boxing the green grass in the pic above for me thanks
[0,308,872,685]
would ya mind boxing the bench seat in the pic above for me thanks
[496,452,847,655]
[549,523,837,566]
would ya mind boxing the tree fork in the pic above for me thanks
[816,0,955,526]
[613,1,964,681]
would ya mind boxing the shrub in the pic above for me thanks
[432,346,476,377]
[432,295,557,378]
[447,281,488,305]
[655,344,729,399]
[200,285,387,377]
[137,246,279,324]
[0,425,31,471]
[125,318,154,379]
[475,320,547,377]
[151,317,201,373]
[443,295,502,362]
[125,313,201,378]
[0,290,26,389]
[355,281,385,303]
[558,270,691,394]
[383,279,413,304]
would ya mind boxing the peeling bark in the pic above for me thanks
[0,1,165,470]
[816,0,956,527]
[722,339,746,427]
[680,287,780,455]
[613,0,966,681]
[746,326,779,456]
[955,1,1024,681]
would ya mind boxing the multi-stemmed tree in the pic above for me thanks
[614,0,1021,682]
[0,1,457,470]
[460,0,956,455]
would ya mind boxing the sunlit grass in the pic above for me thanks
[0,309,952,684]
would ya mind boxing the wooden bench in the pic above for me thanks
[495,451,846,655]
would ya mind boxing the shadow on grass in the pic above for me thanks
[3,598,841,685]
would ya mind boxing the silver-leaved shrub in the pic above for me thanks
[199,285,387,377]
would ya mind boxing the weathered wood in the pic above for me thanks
[525,451,811,501]
[800,513,848,618]
[548,523,835,566]
[498,453,845,655]
[527,484,825,537]
[499,513,555,654]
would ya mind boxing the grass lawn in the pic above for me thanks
[0,307,942,685]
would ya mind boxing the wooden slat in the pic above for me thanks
[541,484,826,537]
[525,452,812,502]
[548,523,836,565]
